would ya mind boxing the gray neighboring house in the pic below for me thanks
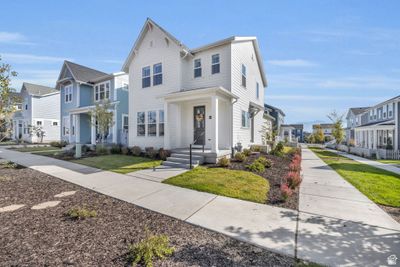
[264,103,285,133]
[345,107,370,145]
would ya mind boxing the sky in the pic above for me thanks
[1,0,399,131]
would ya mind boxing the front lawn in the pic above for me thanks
[71,154,162,174]
[310,147,400,207]
[13,146,61,153]
[163,166,269,204]
[377,159,400,166]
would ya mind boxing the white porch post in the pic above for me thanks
[112,109,117,144]
[373,129,378,149]
[91,114,96,145]
[211,95,219,153]
[69,114,73,143]
[76,114,80,143]
[164,101,170,149]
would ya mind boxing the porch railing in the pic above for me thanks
[189,132,205,169]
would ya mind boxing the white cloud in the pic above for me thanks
[1,53,70,64]
[0,32,34,45]
[268,59,318,67]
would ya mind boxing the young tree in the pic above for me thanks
[0,56,18,141]
[327,111,345,146]
[314,125,325,144]
[89,100,114,144]
[30,125,45,143]
[259,120,273,145]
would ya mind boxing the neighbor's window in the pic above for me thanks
[65,85,73,103]
[25,104,28,110]
[241,64,247,87]
[256,82,259,99]
[388,104,393,117]
[147,111,157,136]
[194,59,202,78]
[36,120,42,126]
[137,112,145,136]
[241,110,250,128]
[159,110,164,136]
[94,81,110,101]
[153,63,163,86]
[142,66,151,88]
[123,115,129,131]
[211,54,220,74]
[52,121,58,126]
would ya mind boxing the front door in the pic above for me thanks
[193,106,206,145]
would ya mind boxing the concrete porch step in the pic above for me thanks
[170,153,205,164]
[167,157,200,165]
[162,160,198,169]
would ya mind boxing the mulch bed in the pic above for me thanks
[227,152,299,210]
[378,204,400,223]
[0,165,296,266]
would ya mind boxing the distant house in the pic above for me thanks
[279,124,304,142]
[264,103,285,132]
[312,123,334,139]
[57,61,129,146]
[345,107,369,145]
[12,83,60,143]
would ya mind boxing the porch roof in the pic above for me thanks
[161,86,239,102]
[355,119,395,130]
[68,101,119,114]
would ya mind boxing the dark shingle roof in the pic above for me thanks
[350,107,370,115]
[22,82,58,96]
[264,103,285,116]
[65,61,108,83]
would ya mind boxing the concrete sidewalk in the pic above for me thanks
[0,147,297,257]
[327,148,400,175]
[298,147,400,266]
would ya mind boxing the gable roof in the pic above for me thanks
[58,61,108,84]
[346,106,370,119]
[22,82,58,96]
[122,18,268,87]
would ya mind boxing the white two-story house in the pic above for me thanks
[122,18,267,163]
[12,82,60,143]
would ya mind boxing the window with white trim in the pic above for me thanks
[153,63,163,86]
[142,66,151,88]
[94,81,110,101]
[194,59,202,78]
[36,120,43,126]
[388,104,393,117]
[383,105,387,118]
[52,121,58,126]
[159,110,164,136]
[65,85,73,103]
[137,112,145,136]
[122,115,129,131]
[256,82,259,99]
[241,64,247,88]
[241,110,250,128]
[211,54,220,74]
[147,111,157,136]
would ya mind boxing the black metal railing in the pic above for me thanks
[190,132,205,169]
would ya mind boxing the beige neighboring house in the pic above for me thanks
[312,123,334,138]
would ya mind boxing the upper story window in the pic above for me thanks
[256,82,260,99]
[153,63,163,86]
[25,104,28,110]
[147,111,157,136]
[369,110,373,120]
[211,54,220,74]
[241,64,247,88]
[65,85,73,103]
[388,104,393,117]
[383,105,387,118]
[94,81,110,101]
[378,109,382,119]
[373,109,377,120]
[159,110,164,136]
[194,59,202,78]
[241,110,250,128]
[142,66,151,88]
[36,120,42,126]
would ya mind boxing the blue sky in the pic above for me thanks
[1,0,399,131]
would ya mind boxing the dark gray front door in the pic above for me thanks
[193,106,205,145]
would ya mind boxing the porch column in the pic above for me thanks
[112,109,117,144]
[69,114,73,143]
[164,101,170,149]
[91,114,96,145]
[373,129,378,149]
[211,95,219,153]
[76,114,80,143]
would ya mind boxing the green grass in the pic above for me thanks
[71,154,162,174]
[310,147,400,207]
[283,146,295,154]
[163,166,269,203]
[377,159,400,165]
[0,140,16,146]
[14,146,62,153]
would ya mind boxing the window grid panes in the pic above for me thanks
[211,54,220,74]
[241,64,247,87]
[142,66,151,88]
[153,63,163,86]
[137,112,145,136]
[194,59,202,78]
[241,110,250,128]
[159,110,164,136]
[147,111,157,136]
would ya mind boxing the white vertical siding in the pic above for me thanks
[31,93,61,142]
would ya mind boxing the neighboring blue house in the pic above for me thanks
[57,61,129,145]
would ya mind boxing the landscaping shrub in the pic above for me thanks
[110,144,122,154]
[96,145,110,155]
[131,146,142,156]
[2,161,18,169]
[280,183,293,201]
[128,230,174,267]
[255,157,272,168]
[66,207,97,220]
[243,148,251,156]
[289,156,302,172]
[121,146,130,155]
[286,171,302,189]
[234,152,247,162]
[145,147,158,159]
[158,148,170,160]
[217,156,230,167]
[270,142,284,157]
[247,161,265,173]
[50,140,68,148]
[250,145,262,152]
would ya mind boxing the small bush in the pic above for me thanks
[286,171,302,189]
[146,147,158,159]
[131,146,142,156]
[50,140,68,148]
[255,157,272,168]
[121,147,130,155]
[217,156,230,167]
[2,161,18,169]
[234,152,247,162]
[81,145,90,154]
[128,230,174,267]
[110,144,122,154]
[96,145,109,155]
[158,148,170,160]
[247,161,265,173]
[243,148,251,156]
[250,145,262,152]
[270,142,284,157]
[280,183,293,201]
[66,207,97,220]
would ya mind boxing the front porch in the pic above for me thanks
[354,122,396,150]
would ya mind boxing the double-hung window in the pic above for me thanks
[241,64,247,88]
[94,81,110,101]
[159,110,164,136]
[153,63,163,86]
[211,54,220,74]
[147,111,157,136]
[142,66,151,88]
[194,59,202,78]
[256,82,260,99]
[137,112,145,136]
[241,110,250,128]
[388,104,393,117]
[122,115,129,131]
[65,85,73,103]
[36,120,42,126]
